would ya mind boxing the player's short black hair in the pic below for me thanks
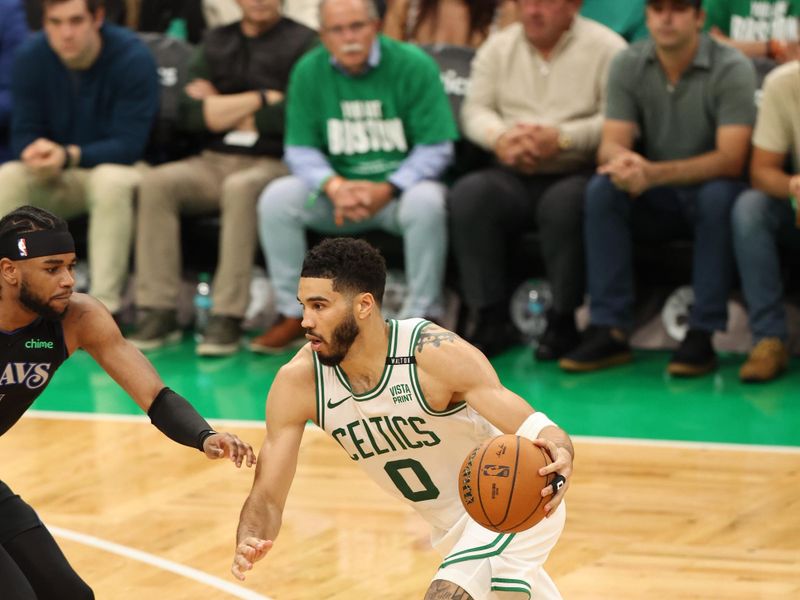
[301,237,386,305]
[0,206,69,240]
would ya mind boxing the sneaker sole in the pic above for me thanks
[559,352,633,373]
[196,341,241,357]
[667,359,718,377]
[129,330,182,351]
[249,337,306,355]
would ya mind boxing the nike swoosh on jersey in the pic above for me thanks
[326,395,352,409]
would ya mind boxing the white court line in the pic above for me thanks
[26,409,265,429]
[49,525,273,600]
[24,409,800,453]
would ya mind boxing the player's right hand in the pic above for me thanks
[203,432,256,467]
[231,537,273,581]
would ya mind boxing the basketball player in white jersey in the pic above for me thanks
[232,238,574,599]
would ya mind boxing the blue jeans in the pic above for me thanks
[732,189,800,342]
[585,174,743,331]
[257,175,447,319]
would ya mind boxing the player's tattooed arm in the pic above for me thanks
[423,580,474,600]
[415,326,457,353]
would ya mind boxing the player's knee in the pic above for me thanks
[399,181,446,225]
[87,165,139,210]
[0,161,31,209]
[257,175,306,222]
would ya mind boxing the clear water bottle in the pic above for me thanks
[193,272,212,341]
[662,285,694,341]
[509,279,553,343]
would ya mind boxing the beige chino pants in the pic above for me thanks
[0,160,144,313]
[135,150,287,317]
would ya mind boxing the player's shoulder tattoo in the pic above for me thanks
[415,325,457,353]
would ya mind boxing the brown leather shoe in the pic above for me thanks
[739,338,789,383]
[249,316,305,354]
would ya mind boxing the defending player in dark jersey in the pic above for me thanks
[0,206,256,599]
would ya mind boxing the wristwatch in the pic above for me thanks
[557,130,572,151]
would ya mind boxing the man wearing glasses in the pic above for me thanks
[250,0,458,353]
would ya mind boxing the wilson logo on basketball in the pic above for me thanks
[495,444,507,457]
[482,464,510,477]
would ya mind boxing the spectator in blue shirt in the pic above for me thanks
[0,0,28,163]
[0,0,159,317]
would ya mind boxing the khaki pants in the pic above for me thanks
[0,161,144,313]
[135,150,288,317]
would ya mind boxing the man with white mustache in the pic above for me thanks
[250,0,458,354]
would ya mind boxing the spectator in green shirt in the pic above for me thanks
[703,0,800,77]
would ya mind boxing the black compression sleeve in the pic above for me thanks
[147,387,216,451]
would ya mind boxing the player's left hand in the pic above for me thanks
[534,438,573,517]
[202,432,256,467]
[231,537,273,580]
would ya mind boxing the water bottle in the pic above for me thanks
[193,272,212,341]
[509,279,553,343]
[662,285,694,341]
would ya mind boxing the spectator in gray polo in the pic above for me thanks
[560,0,756,377]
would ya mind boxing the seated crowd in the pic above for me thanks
[1,0,799,384]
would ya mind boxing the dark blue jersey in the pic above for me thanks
[0,318,68,437]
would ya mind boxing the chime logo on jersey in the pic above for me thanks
[17,238,28,257]
[0,362,52,389]
[327,100,408,156]
[25,339,54,350]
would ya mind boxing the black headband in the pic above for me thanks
[0,230,76,260]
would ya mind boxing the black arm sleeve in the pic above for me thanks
[147,387,216,451]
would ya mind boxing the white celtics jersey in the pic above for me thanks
[313,318,500,535]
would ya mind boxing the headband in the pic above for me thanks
[0,230,76,260]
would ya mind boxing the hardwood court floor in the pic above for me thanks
[4,340,799,598]
[1,417,798,599]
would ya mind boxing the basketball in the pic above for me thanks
[458,434,554,533]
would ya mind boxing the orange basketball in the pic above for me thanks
[458,434,554,533]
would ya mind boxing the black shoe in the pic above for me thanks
[534,311,580,361]
[127,309,181,351]
[468,306,519,358]
[197,315,243,357]
[559,326,632,372]
[667,329,718,377]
